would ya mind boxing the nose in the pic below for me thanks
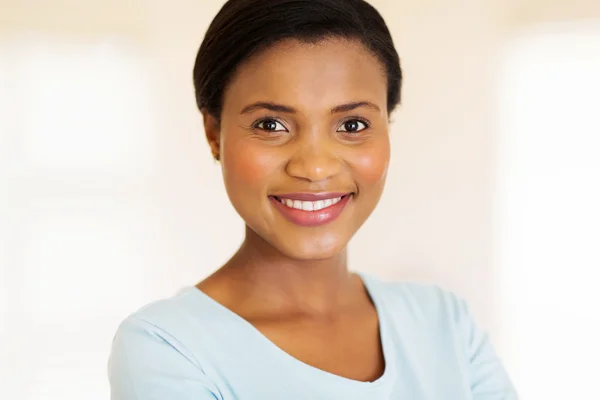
[285,136,342,183]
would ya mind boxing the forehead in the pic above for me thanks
[222,38,388,114]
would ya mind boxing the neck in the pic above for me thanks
[219,226,356,316]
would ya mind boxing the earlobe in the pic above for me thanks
[201,109,221,161]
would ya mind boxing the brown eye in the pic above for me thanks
[338,119,368,133]
[255,119,287,132]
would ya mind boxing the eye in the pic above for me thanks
[254,118,288,132]
[337,119,369,133]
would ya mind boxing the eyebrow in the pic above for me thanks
[239,101,381,115]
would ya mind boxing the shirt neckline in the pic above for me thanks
[183,271,395,391]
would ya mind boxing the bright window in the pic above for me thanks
[495,22,600,399]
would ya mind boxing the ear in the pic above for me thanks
[201,109,221,161]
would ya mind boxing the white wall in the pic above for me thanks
[1,0,599,398]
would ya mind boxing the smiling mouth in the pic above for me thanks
[268,193,353,227]
[270,195,351,212]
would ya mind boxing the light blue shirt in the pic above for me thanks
[108,273,518,399]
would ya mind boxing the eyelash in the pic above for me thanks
[339,117,371,133]
[251,116,371,133]
[251,116,288,132]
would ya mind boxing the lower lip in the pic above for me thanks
[269,195,352,227]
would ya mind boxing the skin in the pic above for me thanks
[197,37,391,382]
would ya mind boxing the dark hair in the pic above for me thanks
[193,0,402,120]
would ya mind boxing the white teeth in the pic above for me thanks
[277,196,344,211]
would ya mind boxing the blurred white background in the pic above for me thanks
[1,0,599,398]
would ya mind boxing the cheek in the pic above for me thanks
[351,140,390,186]
[221,138,279,195]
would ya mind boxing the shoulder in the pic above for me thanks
[112,287,217,352]
[109,286,227,375]
[130,287,204,326]
[108,288,224,398]
[110,288,207,365]
[360,273,469,325]
[363,275,519,397]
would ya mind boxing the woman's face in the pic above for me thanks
[205,38,390,261]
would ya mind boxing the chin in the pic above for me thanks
[275,236,348,262]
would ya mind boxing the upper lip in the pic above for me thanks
[270,192,352,201]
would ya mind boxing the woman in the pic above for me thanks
[108,0,518,398]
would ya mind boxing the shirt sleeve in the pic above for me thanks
[108,315,222,400]
[456,297,519,400]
